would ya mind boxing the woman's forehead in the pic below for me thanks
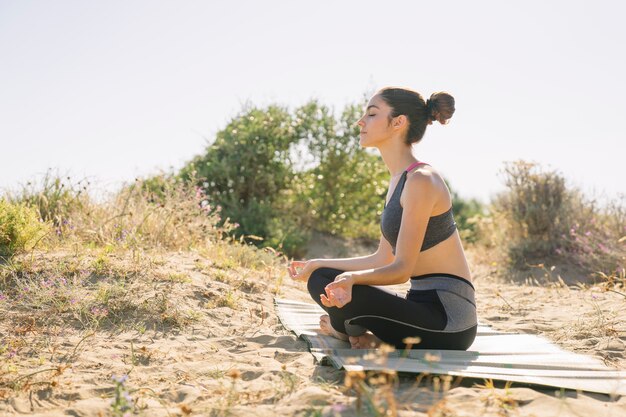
[366,94,386,109]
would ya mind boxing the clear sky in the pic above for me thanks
[1,0,624,203]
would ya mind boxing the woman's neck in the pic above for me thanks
[375,137,418,178]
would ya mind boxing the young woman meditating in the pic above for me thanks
[287,87,476,350]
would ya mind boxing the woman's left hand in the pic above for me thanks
[320,273,355,308]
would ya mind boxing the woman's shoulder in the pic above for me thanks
[406,164,446,189]
[402,165,451,208]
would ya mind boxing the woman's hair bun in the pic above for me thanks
[426,92,455,125]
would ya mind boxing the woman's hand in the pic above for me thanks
[320,273,355,309]
[287,259,319,282]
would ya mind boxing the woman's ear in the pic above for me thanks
[392,114,408,130]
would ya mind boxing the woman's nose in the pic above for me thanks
[356,117,365,127]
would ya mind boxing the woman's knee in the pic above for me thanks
[306,267,339,298]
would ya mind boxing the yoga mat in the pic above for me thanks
[275,298,626,396]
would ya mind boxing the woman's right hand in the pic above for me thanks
[287,259,319,282]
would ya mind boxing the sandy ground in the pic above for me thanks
[1,242,625,416]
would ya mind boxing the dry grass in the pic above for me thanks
[1,168,624,415]
[2,245,625,415]
[5,171,240,254]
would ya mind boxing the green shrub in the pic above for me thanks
[0,199,51,257]
[181,104,297,250]
[294,101,388,239]
[180,99,389,257]
[449,186,485,244]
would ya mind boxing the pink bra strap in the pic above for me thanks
[405,161,429,172]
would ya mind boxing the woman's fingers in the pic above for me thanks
[320,293,329,305]
[288,264,297,278]
[287,260,306,280]
[321,289,346,308]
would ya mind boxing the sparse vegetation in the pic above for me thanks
[1,101,623,415]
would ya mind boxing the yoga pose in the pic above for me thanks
[287,87,476,350]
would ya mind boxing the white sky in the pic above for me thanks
[1,0,624,203]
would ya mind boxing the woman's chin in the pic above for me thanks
[359,140,376,149]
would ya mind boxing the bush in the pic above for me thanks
[0,199,51,257]
[476,160,624,275]
[181,104,297,249]
[449,186,485,244]
[180,99,389,257]
[497,160,570,262]
[293,101,388,239]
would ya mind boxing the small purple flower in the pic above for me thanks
[0,292,6,302]
[91,306,109,317]
[112,374,128,384]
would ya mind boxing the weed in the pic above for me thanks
[278,364,299,398]
[475,379,518,415]
[165,272,191,283]
[213,270,231,283]
[304,407,324,417]
[206,290,238,309]
[110,374,134,416]
[597,268,626,297]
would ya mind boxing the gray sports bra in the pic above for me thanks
[380,162,457,254]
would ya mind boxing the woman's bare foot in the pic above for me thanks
[349,332,382,349]
[319,315,349,342]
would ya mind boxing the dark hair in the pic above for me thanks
[378,87,455,145]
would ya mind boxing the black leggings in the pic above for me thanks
[307,267,476,350]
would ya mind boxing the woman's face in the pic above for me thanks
[357,95,396,148]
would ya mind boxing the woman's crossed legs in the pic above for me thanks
[307,267,448,349]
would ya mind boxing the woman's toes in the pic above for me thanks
[349,336,360,349]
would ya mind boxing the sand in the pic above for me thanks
[0,244,625,416]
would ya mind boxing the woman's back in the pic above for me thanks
[381,163,472,281]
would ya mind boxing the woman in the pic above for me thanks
[287,87,476,350]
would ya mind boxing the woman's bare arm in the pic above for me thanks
[310,235,394,271]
